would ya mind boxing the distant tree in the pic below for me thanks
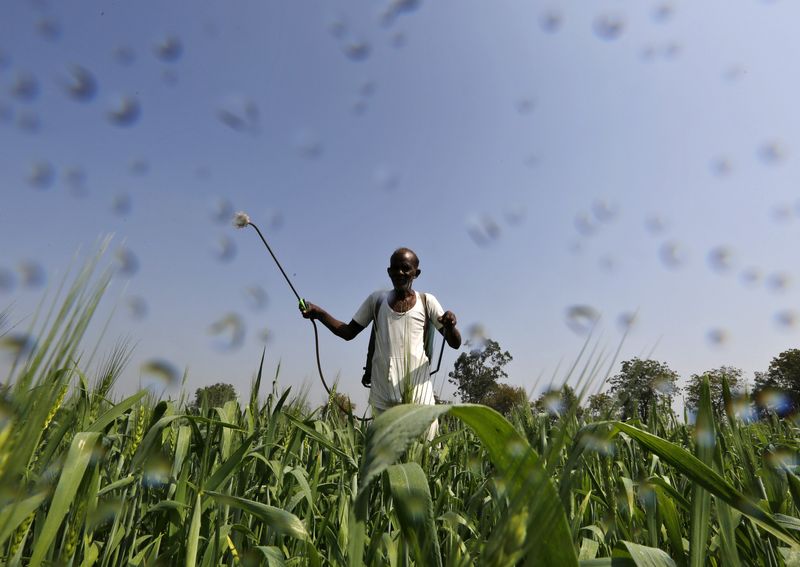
[684,366,744,418]
[448,339,513,404]
[754,349,800,417]
[609,358,679,422]
[586,392,618,420]
[534,384,582,418]
[483,383,528,416]
[191,382,237,410]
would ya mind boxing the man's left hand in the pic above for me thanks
[438,311,457,329]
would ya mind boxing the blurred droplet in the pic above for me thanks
[730,395,757,423]
[373,164,400,191]
[17,111,41,133]
[710,157,732,176]
[343,39,371,61]
[209,313,245,351]
[107,95,141,126]
[583,431,615,456]
[771,203,792,223]
[617,311,637,332]
[113,46,136,66]
[352,99,368,115]
[129,158,149,176]
[141,358,179,387]
[161,68,179,86]
[328,16,347,39]
[775,310,797,330]
[0,268,15,292]
[28,161,54,189]
[257,328,273,344]
[574,213,596,236]
[765,448,797,471]
[707,246,734,273]
[112,193,132,216]
[359,80,376,97]
[653,3,674,22]
[466,323,488,351]
[663,42,681,59]
[126,295,147,319]
[212,235,236,263]
[756,389,792,415]
[592,200,617,223]
[210,197,233,224]
[154,35,182,62]
[63,65,97,102]
[565,305,600,335]
[10,72,39,102]
[466,215,500,246]
[758,140,787,165]
[292,129,323,159]
[143,453,171,487]
[695,424,715,448]
[0,102,12,124]
[244,285,268,310]
[64,166,88,197]
[706,328,728,346]
[503,205,526,226]
[540,9,562,33]
[18,260,46,288]
[0,333,36,361]
[36,16,61,40]
[217,96,259,133]
[516,98,535,115]
[114,247,139,277]
[391,32,406,48]
[723,65,746,83]
[659,241,687,268]
[740,267,761,287]
[541,390,564,415]
[767,272,791,293]
[593,13,625,41]
[599,255,616,272]
[0,50,9,71]
[641,44,657,61]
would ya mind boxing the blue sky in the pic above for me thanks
[2,0,800,411]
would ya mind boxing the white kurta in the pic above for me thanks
[353,290,444,412]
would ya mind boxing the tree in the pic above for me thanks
[684,366,744,418]
[609,358,679,422]
[586,392,618,420]
[534,384,582,418]
[448,339,513,404]
[191,382,237,410]
[754,349,800,417]
[483,383,528,416]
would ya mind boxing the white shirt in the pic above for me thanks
[353,290,445,411]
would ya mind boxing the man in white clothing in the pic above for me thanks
[300,248,461,429]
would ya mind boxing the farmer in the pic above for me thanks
[300,247,461,434]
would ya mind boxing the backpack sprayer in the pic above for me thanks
[233,211,446,417]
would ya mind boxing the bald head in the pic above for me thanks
[390,247,419,268]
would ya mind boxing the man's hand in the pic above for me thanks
[438,311,457,329]
[301,302,322,320]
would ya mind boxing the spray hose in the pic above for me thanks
[235,213,445,423]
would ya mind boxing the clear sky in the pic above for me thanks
[2,0,800,411]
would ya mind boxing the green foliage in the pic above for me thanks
[447,339,513,403]
[754,349,800,416]
[483,383,528,416]
[609,358,679,422]
[534,384,582,418]
[586,392,618,420]
[684,366,744,418]
[190,382,237,410]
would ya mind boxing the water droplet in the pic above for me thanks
[707,246,734,273]
[18,260,46,288]
[0,102,12,124]
[111,193,132,216]
[352,99,368,115]
[143,454,171,487]
[17,111,41,133]
[292,128,323,159]
[217,96,259,133]
[583,431,615,456]
[161,68,179,86]
[141,358,179,387]
[592,200,617,223]
[598,255,616,272]
[328,16,347,39]
[617,311,637,331]
[663,42,682,59]
[515,98,535,115]
[756,388,792,415]
[114,247,139,277]
[565,305,600,335]
[524,154,539,167]
[723,65,746,83]
[540,9,562,33]
[209,313,245,351]
[710,157,733,176]
[154,35,182,62]
[695,425,715,448]
[343,39,371,61]
[574,213,596,236]
[541,390,564,415]
[391,32,406,48]
[244,285,268,310]
[257,328,273,344]
[758,140,787,165]
[212,235,236,263]
[740,267,761,287]
[659,241,687,269]
[730,396,757,423]
[466,215,500,246]
[113,46,136,66]
[210,198,233,224]
[64,166,88,197]
[359,80,376,97]
[706,328,728,346]
[765,448,797,470]
[652,3,674,23]
[0,268,15,292]
[126,296,147,319]
[503,205,526,226]
[767,272,791,293]
[36,16,61,40]
[771,203,792,223]
[775,310,797,330]
[466,323,488,351]
[593,13,625,41]
[28,161,54,189]
[373,164,400,191]
[10,72,39,102]
[129,158,149,176]
[107,95,141,126]
[0,333,36,361]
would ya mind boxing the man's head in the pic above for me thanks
[387,248,421,293]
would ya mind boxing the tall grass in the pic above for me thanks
[2,253,800,565]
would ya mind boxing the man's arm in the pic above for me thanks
[437,311,462,349]
[301,302,365,341]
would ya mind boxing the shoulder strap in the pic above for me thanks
[420,292,433,360]
[362,293,383,387]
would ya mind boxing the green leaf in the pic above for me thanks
[205,491,309,541]
[618,541,677,567]
[0,490,47,549]
[689,377,714,567]
[29,432,100,567]
[387,462,442,567]
[203,433,256,493]
[186,492,202,567]
[87,390,147,432]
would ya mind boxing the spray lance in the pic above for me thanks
[233,211,447,415]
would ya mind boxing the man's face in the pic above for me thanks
[387,252,420,292]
